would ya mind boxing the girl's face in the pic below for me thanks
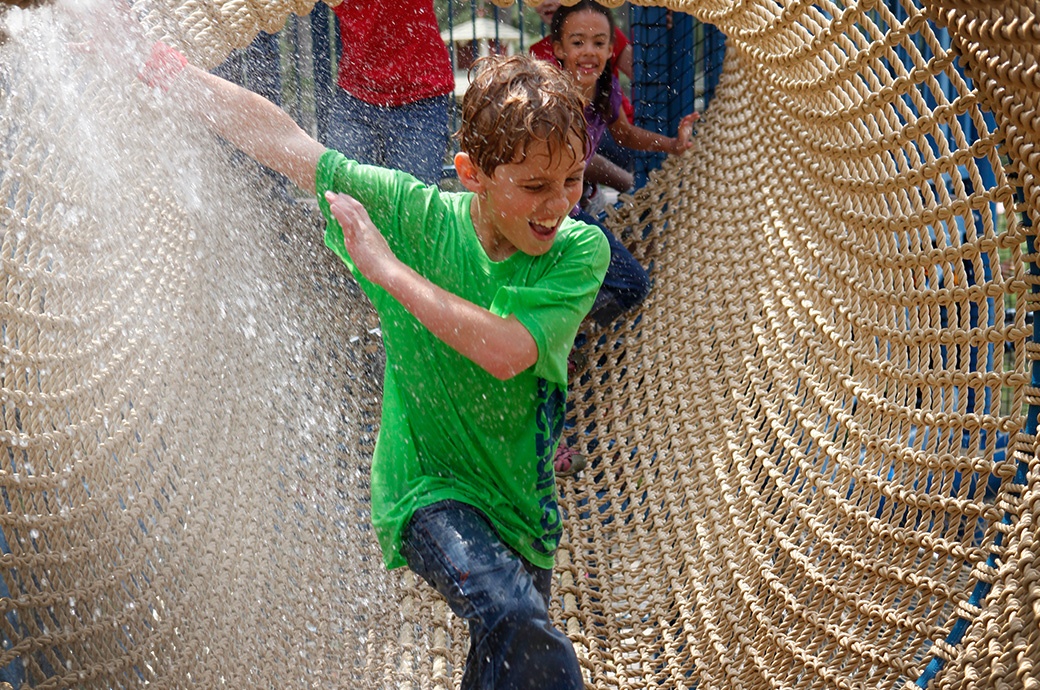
[552,9,613,93]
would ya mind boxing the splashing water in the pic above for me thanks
[1,2,406,686]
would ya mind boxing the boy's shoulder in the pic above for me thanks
[550,215,611,277]
[319,148,428,191]
[559,215,610,253]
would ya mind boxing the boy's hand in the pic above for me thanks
[66,0,150,78]
[670,112,701,155]
[325,191,397,285]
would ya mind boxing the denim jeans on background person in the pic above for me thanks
[212,33,291,199]
[400,501,584,690]
[326,91,453,186]
[574,209,652,327]
[595,128,635,172]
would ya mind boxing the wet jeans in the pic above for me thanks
[326,91,452,186]
[573,209,652,326]
[400,501,584,690]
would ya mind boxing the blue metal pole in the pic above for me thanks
[631,5,667,186]
[702,24,724,105]
[448,0,456,71]
[669,12,694,129]
[288,15,302,123]
[631,7,718,187]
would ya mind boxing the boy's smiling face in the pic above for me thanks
[457,135,586,262]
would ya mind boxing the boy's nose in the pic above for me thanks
[547,191,572,216]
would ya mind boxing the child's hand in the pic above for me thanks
[325,191,397,285]
[670,112,701,155]
[66,0,150,76]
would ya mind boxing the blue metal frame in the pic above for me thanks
[630,7,725,187]
[870,4,1022,685]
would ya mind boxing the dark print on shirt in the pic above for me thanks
[532,377,565,556]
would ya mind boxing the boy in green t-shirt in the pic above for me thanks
[135,40,609,689]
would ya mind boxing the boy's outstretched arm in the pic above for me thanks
[73,2,324,191]
[325,192,539,381]
[168,65,326,193]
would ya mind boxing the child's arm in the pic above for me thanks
[325,191,538,381]
[76,3,324,191]
[164,62,326,193]
[585,153,634,193]
[609,111,699,157]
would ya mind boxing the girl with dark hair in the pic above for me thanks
[546,0,699,478]
[551,0,699,164]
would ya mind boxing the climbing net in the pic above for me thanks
[1,0,1038,688]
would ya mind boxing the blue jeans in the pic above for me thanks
[574,209,652,326]
[401,501,583,690]
[596,127,635,171]
[212,32,282,105]
[212,33,288,196]
[326,91,452,186]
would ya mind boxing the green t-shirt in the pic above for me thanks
[315,150,610,570]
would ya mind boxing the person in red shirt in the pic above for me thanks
[327,0,455,186]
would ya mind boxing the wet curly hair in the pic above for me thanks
[457,54,588,175]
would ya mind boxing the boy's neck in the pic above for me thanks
[470,195,517,262]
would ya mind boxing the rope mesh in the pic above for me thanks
[1,0,1039,688]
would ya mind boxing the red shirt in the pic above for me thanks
[333,1,454,107]
[529,28,633,121]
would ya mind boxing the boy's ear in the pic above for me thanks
[454,152,485,194]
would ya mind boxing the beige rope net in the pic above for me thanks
[2,0,1039,688]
